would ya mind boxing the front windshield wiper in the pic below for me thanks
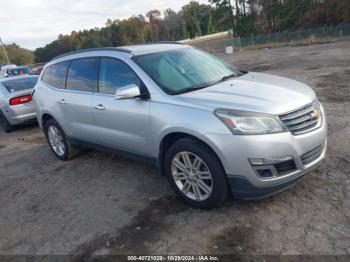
[173,72,242,95]
[218,73,239,83]
[172,82,215,95]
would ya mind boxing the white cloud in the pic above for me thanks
[0,0,209,50]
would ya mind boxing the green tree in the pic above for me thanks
[0,43,34,65]
[164,8,181,40]
[146,10,162,41]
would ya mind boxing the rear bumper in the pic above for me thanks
[8,112,37,125]
[1,102,36,125]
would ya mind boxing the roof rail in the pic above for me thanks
[141,41,184,45]
[52,47,131,61]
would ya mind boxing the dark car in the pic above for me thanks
[6,66,33,77]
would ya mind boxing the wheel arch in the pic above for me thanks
[158,130,225,176]
[41,112,54,128]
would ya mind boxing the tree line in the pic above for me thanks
[1,0,349,64]
[0,43,35,65]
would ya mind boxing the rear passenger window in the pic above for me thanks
[66,58,99,92]
[99,58,141,95]
[42,61,70,89]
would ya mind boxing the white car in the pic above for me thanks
[0,64,17,78]
[0,75,38,132]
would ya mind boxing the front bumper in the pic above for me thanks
[203,106,327,199]
[227,145,325,199]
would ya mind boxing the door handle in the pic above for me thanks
[59,99,67,104]
[94,104,105,110]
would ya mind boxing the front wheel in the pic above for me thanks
[164,138,229,209]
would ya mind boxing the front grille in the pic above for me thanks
[279,101,321,135]
[301,143,325,165]
[274,160,297,175]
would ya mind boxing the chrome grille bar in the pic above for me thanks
[278,100,321,135]
[301,143,325,165]
[279,105,314,121]
[288,119,319,131]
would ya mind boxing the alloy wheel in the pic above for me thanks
[47,125,65,156]
[171,151,213,201]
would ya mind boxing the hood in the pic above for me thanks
[178,72,316,115]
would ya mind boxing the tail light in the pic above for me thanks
[9,94,32,106]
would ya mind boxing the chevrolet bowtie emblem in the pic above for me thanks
[311,110,321,119]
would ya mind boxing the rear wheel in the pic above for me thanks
[44,119,78,161]
[164,137,229,209]
[0,112,14,133]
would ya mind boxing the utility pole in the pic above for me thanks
[0,37,10,64]
[228,0,235,38]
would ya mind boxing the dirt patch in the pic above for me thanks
[16,133,46,144]
[316,72,350,103]
[238,63,275,72]
[1,40,350,256]
[72,196,188,259]
[210,226,255,255]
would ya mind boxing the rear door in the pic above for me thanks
[92,57,151,156]
[62,57,99,142]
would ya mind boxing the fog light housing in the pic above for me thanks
[257,169,274,178]
[249,156,297,179]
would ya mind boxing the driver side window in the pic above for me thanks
[98,58,141,95]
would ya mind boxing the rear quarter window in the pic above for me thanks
[2,77,38,92]
[42,61,70,89]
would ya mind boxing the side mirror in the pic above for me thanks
[115,84,141,100]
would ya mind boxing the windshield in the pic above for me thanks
[133,47,240,94]
[2,76,38,92]
[9,67,32,76]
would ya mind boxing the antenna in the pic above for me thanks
[0,37,10,64]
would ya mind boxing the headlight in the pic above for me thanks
[214,108,287,135]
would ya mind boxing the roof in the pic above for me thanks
[120,43,187,56]
[52,42,187,61]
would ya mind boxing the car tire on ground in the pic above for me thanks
[0,112,14,133]
[44,118,79,161]
[164,137,229,209]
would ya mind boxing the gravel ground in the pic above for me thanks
[0,40,349,257]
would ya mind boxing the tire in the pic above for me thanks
[0,112,14,133]
[164,137,229,209]
[44,118,78,161]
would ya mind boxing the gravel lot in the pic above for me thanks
[0,40,349,257]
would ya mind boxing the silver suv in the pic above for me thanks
[33,43,327,208]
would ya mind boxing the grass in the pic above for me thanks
[242,35,336,50]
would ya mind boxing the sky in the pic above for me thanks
[0,0,209,50]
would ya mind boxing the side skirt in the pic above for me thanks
[69,138,160,168]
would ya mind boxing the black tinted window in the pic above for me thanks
[2,76,38,92]
[66,58,99,92]
[9,67,32,76]
[99,58,140,95]
[42,61,70,89]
